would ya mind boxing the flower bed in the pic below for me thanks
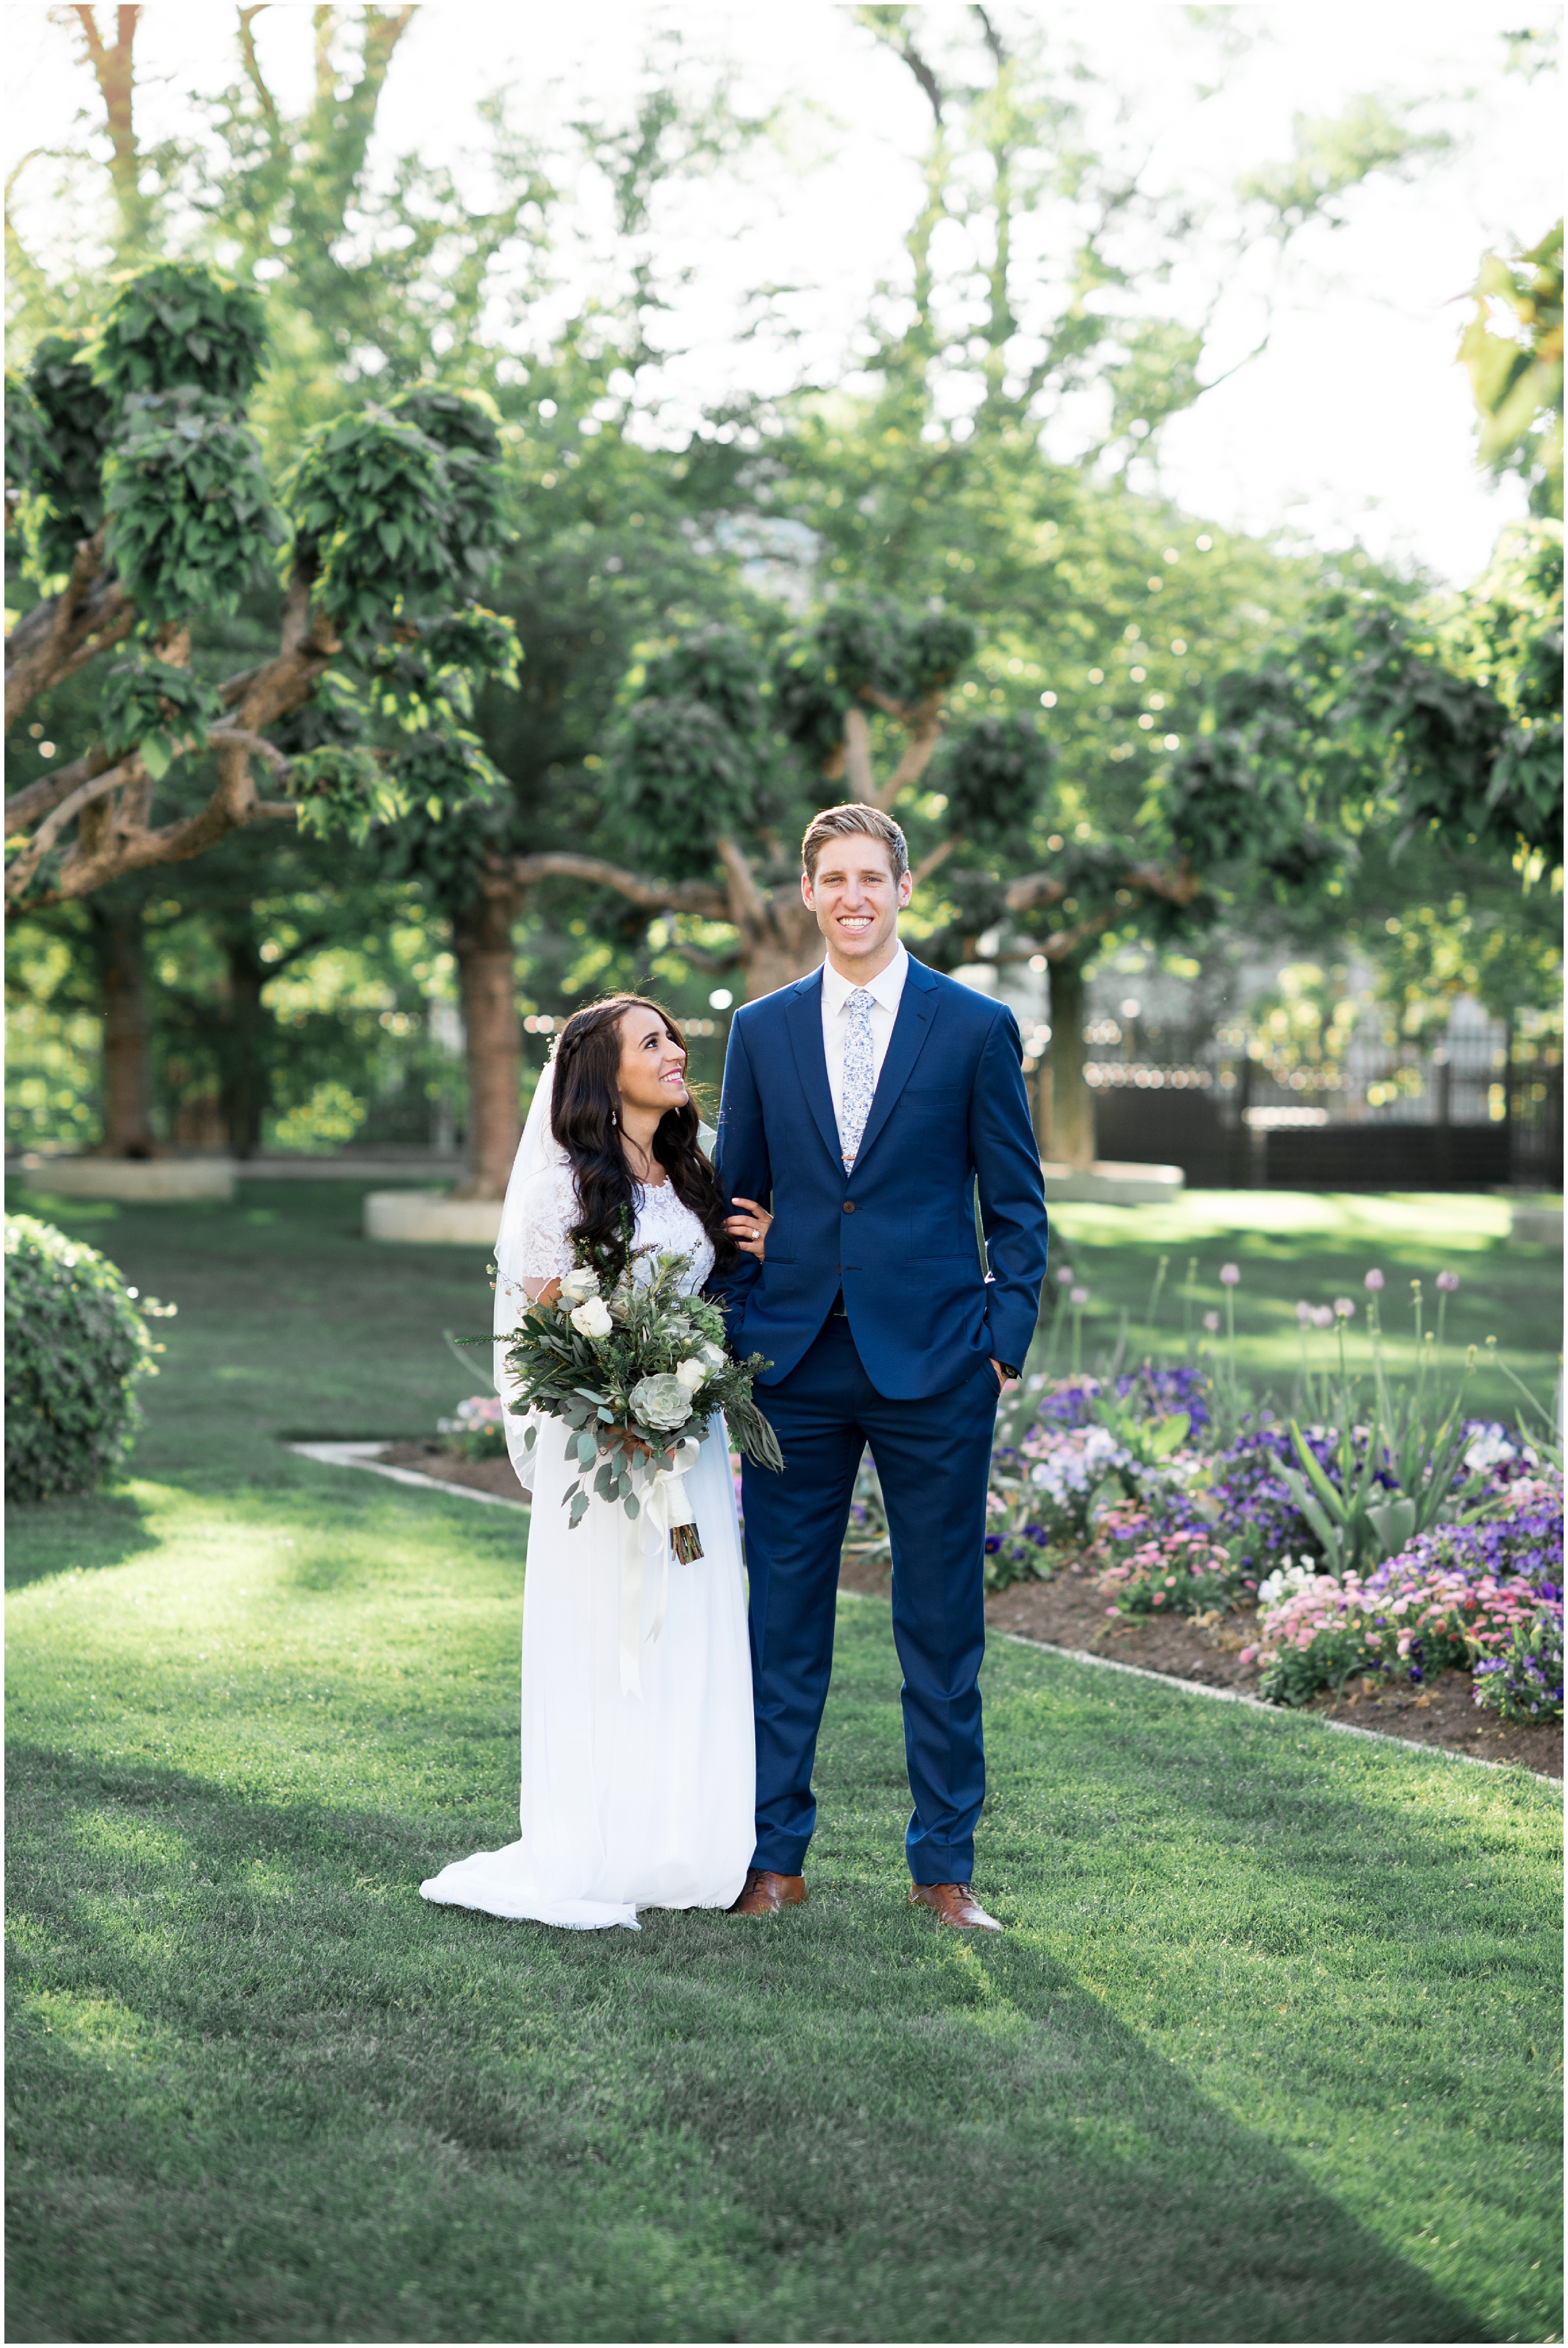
[1241,1479,1563,1716]
[980,1265,1564,1735]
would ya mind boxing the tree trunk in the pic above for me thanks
[453,888,522,1200]
[93,906,157,1157]
[1046,957,1095,1171]
[221,937,267,1160]
[741,894,823,999]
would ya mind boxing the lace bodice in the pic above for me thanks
[509,1161,714,1296]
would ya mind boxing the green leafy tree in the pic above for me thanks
[1458,221,1563,518]
[472,6,1431,1165]
[5,258,515,917]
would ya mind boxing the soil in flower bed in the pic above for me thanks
[374,1441,527,1503]
[985,1565,1563,1779]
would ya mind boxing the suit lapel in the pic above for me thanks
[781,970,844,1173]
[851,959,940,1172]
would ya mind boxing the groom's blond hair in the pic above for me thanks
[801,803,909,883]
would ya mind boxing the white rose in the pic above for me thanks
[674,1356,707,1392]
[559,1266,600,1304]
[700,1341,727,1369]
[569,1297,613,1340]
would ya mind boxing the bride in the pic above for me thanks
[420,995,769,1931]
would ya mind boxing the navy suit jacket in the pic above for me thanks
[710,956,1049,1400]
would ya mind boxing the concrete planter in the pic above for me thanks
[364,1190,503,1245]
[1042,1161,1184,1206]
[14,1156,237,1202]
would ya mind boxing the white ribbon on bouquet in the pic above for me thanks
[618,1437,702,1698]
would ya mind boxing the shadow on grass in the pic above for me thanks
[3,1490,163,1591]
[6,1740,1491,2345]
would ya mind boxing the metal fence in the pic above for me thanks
[1082,996,1562,1190]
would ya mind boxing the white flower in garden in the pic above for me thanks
[569,1297,613,1339]
[674,1356,708,1392]
[1464,1423,1516,1473]
[1258,1561,1318,1614]
[1219,1263,1240,1287]
[1311,1305,1333,1329]
[559,1266,600,1304]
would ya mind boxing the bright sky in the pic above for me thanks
[6,2,1559,585]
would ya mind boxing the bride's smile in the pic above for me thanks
[615,1007,691,1183]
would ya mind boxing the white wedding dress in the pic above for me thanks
[420,1148,755,1933]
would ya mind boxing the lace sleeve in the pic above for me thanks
[512,1163,580,1285]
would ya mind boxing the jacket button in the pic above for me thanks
[842,1201,856,1214]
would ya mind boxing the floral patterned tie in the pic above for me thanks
[839,987,877,1169]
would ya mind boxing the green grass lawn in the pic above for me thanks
[1049,1189,1562,1424]
[6,1180,1564,2342]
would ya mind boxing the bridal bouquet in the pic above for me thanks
[498,1245,783,1558]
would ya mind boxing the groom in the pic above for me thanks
[712,804,1049,1930]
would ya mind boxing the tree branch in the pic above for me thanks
[843,705,876,799]
[972,6,1007,68]
[714,832,773,932]
[872,691,945,809]
[504,849,729,922]
[910,837,956,888]
[6,743,116,833]
[4,728,297,906]
[236,6,283,146]
[5,530,132,731]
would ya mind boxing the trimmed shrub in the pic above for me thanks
[4,1215,168,1502]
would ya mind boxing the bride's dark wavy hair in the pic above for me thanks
[549,994,737,1278]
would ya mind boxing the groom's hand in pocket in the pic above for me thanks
[991,1360,1017,1394]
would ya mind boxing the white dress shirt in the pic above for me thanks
[820,940,909,1142]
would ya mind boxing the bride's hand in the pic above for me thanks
[725,1196,772,1261]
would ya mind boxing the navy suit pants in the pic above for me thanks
[739,1313,998,1884]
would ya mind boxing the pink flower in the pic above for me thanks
[1333,1297,1355,1319]
[1364,1268,1384,1292]
[1070,1286,1089,1306]
[1436,1270,1459,1292]
[1219,1263,1241,1287]
[1056,1266,1076,1285]
[1311,1305,1333,1328]
[1152,1591,1165,1604]
[1202,1310,1220,1332]
[1296,1300,1312,1325]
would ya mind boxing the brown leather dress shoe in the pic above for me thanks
[728,1867,807,1916]
[909,1881,1002,1931]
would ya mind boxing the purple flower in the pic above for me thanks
[1311,1305,1333,1329]
[1364,1268,1384,1293]
[1203,1310,1221,1332]
[1333,1297,1355,1320]
[1436,1270,1459,1292]
[1296,1301,1312,1325]
[1071,1286,1089,1307]
[1219,1263,1241,1287]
